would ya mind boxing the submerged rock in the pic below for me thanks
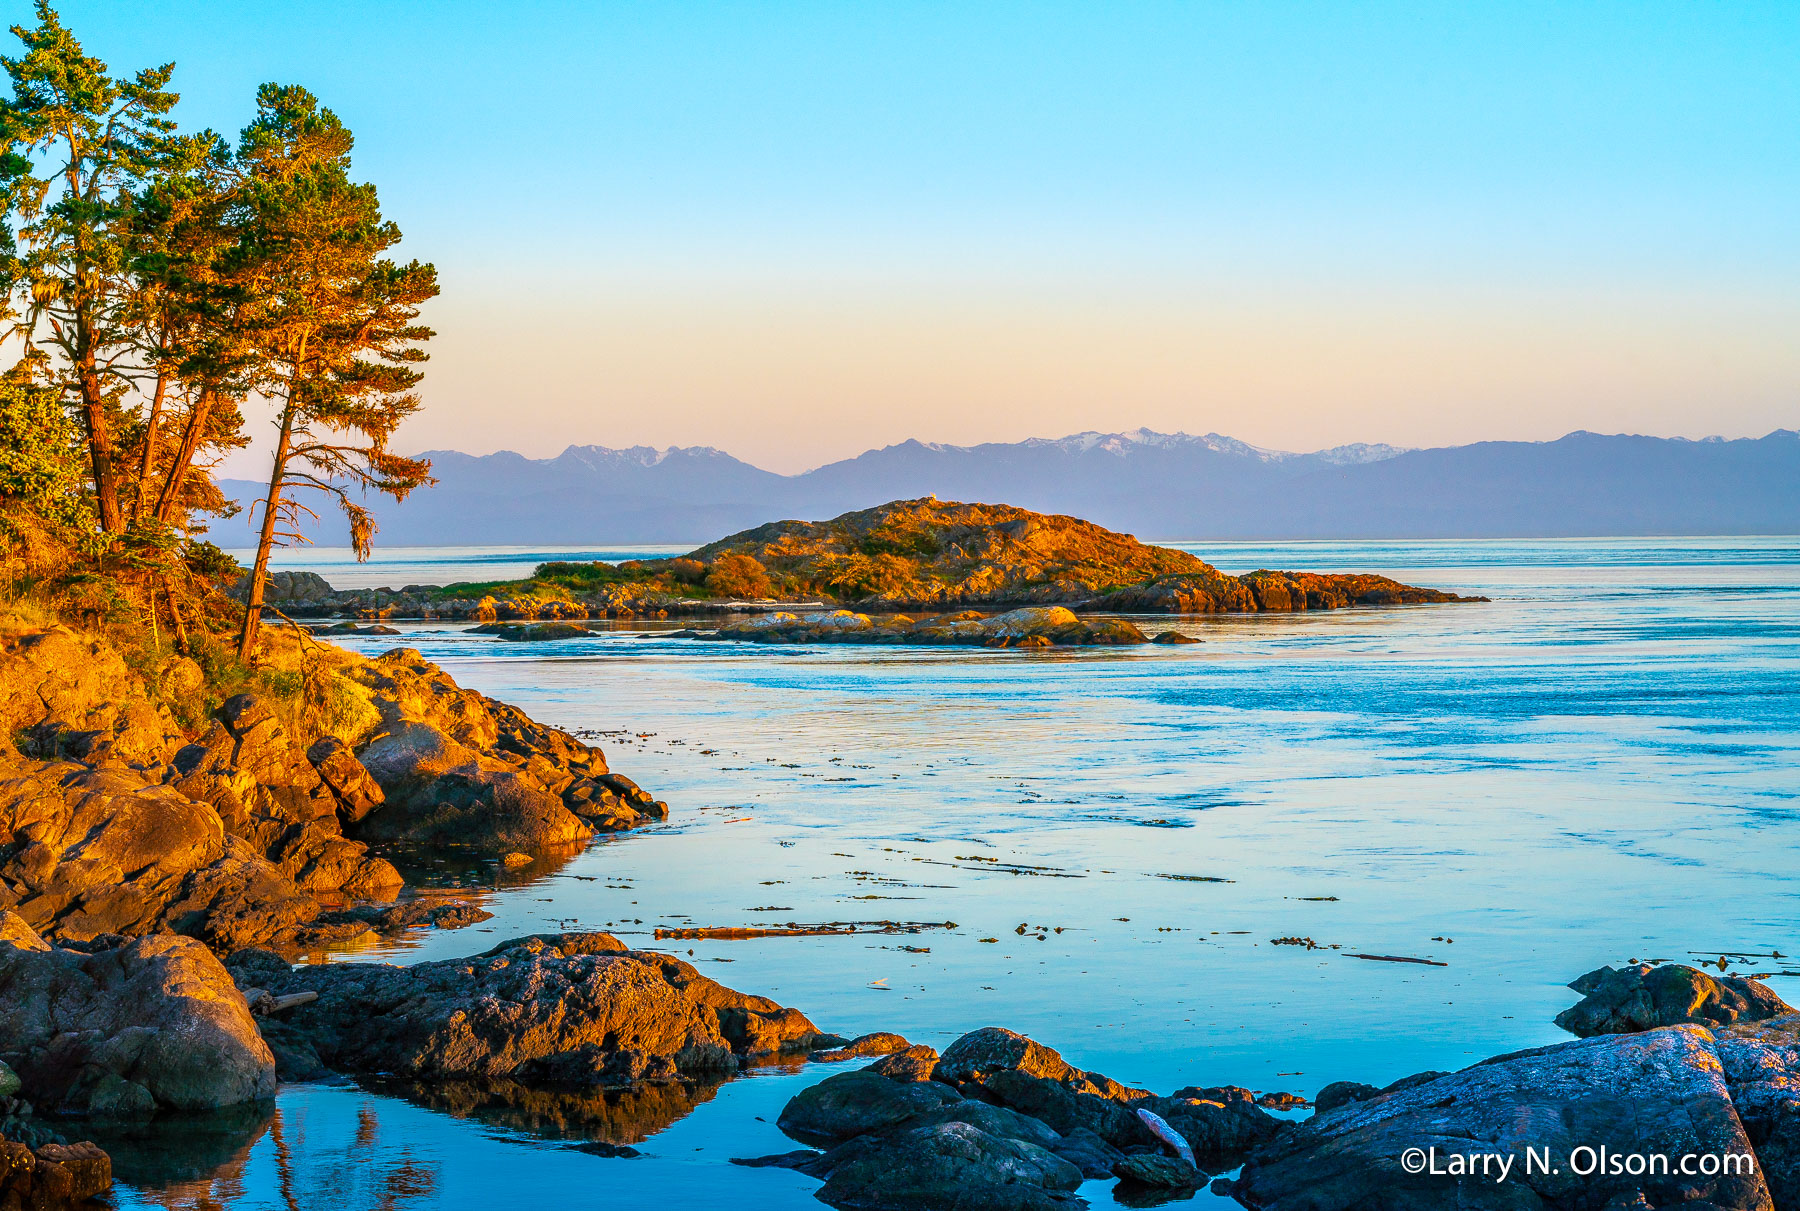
[224,932,835,1085]
[1228,1025,1771,1210]
[0,913,274,1116]
[1556,963,1794,1037]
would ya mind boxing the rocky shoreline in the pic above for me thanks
[5,900,1798,1211]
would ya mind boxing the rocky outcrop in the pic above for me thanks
[0,913,274,1116]
[0,1135,112,1209]
[1556,963,1795,1037]
[0,620,664,948]
[1094,568,1474,613]
[224,932,838,1085]
[342,649,667,853]
[934,1027,1286,1160]
[710,606,1149,648]
[751,1028,1287,1210]
[1229,1025,1773,1210]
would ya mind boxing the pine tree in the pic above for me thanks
[233,85,436,659]
[0,2,177,533]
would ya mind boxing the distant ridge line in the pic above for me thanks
[221,427,1800,545]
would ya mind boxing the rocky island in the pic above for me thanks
[252,498,1481,645]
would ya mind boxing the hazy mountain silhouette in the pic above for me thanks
[219,428,1800,546]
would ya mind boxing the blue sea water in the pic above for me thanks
[118,538,1800,1210]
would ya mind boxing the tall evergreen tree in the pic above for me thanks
[0,2,176,533]
[233,85,436,659]
[125,129,253,528]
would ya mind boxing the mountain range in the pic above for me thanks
[219,427,1800,545]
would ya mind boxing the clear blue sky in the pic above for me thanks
[42,1,1800,471]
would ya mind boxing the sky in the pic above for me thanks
[45,0,1800,474]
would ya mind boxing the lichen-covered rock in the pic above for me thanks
[1556,963,1793,1037]
[223,932,834,1084]
[0,913,274,1116]
[1715,1014,1800,1209]
[1228,1026,1771,1210]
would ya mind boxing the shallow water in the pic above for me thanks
[119,538,1800,1210]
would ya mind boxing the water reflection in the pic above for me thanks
[365,1074,733,1145]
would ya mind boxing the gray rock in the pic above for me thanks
[812,1120,1084,1211]
[1230,1025,1772,1210]
[1050,1126,1125,1178]
[1313,1080,1381,1113]
[0,913,274,1115]
[1557,963,1793,1037]
[1715,1014,1800,1210]
[778,1068,963,1147]
[1112,1152,1202,1187]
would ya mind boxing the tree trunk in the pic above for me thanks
[76,328,121,532]
[237,402,297,662]
[131,367,169,525]
[152,386,215,525]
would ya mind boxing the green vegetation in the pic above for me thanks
[0,3,435,674]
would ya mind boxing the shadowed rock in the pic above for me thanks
[1556,963,1794,1037]
[0,913,274,1116]
[810,1120,1085,1211]
[778,1069,964,1148]
[1227,1026,1772,1210]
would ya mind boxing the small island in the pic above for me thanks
[261,498,1482,648]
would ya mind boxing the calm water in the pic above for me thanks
[120,538,1800,1210]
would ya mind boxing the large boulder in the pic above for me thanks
[1715,1014,1800,1209]
[778,1069,964,1147]
[809,1120,1085,1211]
[1556,964,1794,1037]
[0,913,274,1116]
[223,932,835,1084]
[1227,1025,1771,1210]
